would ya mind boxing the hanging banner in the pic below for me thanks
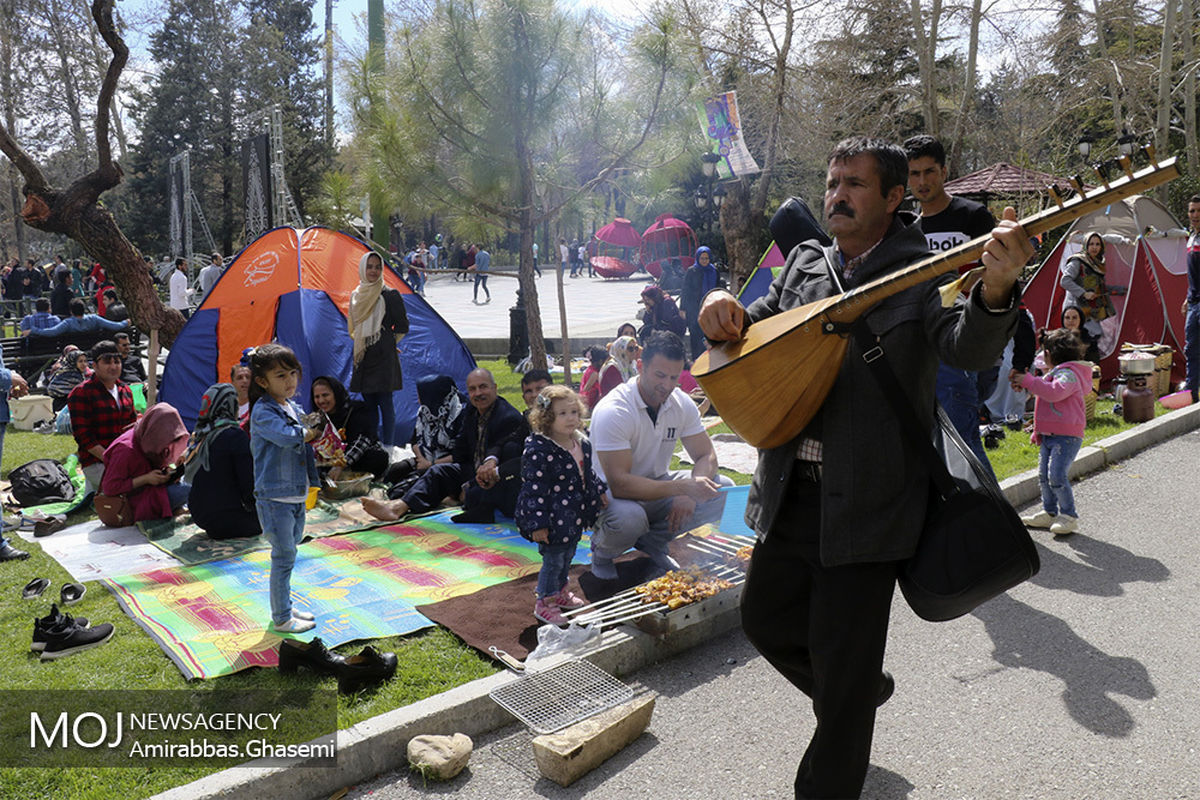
[696,91,760,180]
[241,133,273,240]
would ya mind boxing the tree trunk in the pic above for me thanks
[948,0,982,173]
[20,180,183,343]
[46,0,90,161]
[1094,0,1124,132]
[0,0,182,344]
[325,0,334,152]
[720,180,763,287]
[910,0,943,137]
[1186,0,1198,173]
[0,0,25,262]
[7,167,22,263]
[718,0,795,283]
[1155,0,1177,203]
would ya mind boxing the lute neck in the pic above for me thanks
[822,156,1178,326]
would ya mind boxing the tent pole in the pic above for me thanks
[146,329,159,406]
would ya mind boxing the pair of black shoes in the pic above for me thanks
[278,637,398,694]
[32,604,115,661]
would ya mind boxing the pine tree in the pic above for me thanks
[124,0,243,255]
[242,0,331,219]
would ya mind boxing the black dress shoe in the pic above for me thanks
[877,671,895,707]
[450,507,495,525]
[0,542,29,562]
[278,637,345,676]
[336,646,398,693]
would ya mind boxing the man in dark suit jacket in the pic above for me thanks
[362,368,526,522]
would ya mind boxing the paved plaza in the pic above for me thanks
[415,268,656,341]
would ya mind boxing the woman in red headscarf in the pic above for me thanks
[100,403,192,521]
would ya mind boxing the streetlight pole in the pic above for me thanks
[695,153,725,232]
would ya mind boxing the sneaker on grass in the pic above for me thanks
[31,604,90,653]
[40,620,113,660]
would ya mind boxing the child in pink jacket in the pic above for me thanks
[1010,328,1091,535]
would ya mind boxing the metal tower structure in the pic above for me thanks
[168,150,218,267]
[247,104,303,232]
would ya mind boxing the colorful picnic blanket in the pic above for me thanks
[136,496,391,566]
[104,510,591,680]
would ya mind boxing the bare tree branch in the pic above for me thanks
[0,123,50,196]
[90,0,127,186]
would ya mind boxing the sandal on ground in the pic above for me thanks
[60,583,86,605]
[23,578,50,599]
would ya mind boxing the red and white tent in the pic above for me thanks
[1022,195,1189,385]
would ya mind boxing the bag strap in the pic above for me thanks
[820,247,961,498]
[847,322,958,498]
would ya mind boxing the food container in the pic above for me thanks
[318,471,372,501]
[9,394,54,430]
[1118,352,1156,375]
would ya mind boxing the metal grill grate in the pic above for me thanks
[489,659,634,734]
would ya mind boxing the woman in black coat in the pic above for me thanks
[181,383,261,539]
[310,375,391,479]
[348,251,409,447]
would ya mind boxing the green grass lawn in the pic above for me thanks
[0,364,1174,796]
[981,400,1170,482]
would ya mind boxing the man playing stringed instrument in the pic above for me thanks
[699,137,1033,799]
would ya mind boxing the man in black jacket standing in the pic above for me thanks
[361,368,526,523]
[699,137,1032,799]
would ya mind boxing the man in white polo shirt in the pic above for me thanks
[589,331,732,580]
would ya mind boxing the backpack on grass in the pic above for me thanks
[9,459,75,507]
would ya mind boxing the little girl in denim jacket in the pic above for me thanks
[1011,328,1091,536]
[249,344,321,633]
[515,385,607,627]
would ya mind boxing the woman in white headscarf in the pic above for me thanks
[597,335,641,400]
[348,251,409,448]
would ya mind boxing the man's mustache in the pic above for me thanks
[828,202,855,218]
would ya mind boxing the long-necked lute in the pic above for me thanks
[692,153,1179,449]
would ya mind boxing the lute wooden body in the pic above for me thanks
[693,155,1179,449]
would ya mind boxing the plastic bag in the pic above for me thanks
[524,621,603,671]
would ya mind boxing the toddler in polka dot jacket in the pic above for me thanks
[515,385,608,626]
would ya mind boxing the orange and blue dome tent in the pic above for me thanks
[160,226,476,444]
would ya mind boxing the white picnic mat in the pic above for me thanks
[677,432,760,475]
[14,519,180,582]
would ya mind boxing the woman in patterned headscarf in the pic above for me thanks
[348,251,409,449]
[597,335,640,401]
[1060,232,1116,348]
[182,383,261,539]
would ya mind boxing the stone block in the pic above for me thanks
[531,692,656,787]
[407,733,473,781]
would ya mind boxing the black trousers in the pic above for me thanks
[740,471,899,799]
[194,506,262,539]
[394,462,519,518]
[394,463,465,510]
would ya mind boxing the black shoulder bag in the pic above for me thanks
[851,322,1040,622]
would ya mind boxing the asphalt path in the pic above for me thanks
[347,432,1200,799]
